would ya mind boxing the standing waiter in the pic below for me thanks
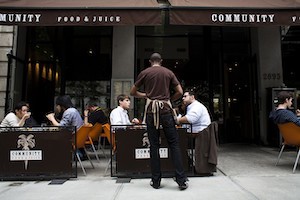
[130,52,188,190]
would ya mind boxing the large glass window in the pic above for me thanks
[25,26,112,124]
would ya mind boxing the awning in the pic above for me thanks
[169,0,300,26]
[0,0,162,26]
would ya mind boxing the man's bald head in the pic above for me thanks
[150,53,162,63]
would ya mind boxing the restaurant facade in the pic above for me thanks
[0,0,300,146]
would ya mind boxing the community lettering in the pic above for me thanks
[211,13,275,23]
[0,13,41,23]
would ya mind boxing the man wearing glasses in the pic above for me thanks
[177,90,211,133]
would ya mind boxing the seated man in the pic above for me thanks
[177,89,211,133]
[176,90,217,175]
[84,98,111,147]
[23,102,39,127]
[109,94,139,129]
[84,98,109,126]
[0,101,31,127]
[269,91,300,126]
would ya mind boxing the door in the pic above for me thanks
[222,56,259,143]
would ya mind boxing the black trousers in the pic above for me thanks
[146,111,187,184]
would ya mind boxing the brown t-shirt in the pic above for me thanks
[134,65,180,101]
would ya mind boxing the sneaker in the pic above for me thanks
[178,181,189,190]
[150,180,160,189]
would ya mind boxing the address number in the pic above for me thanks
[263,73,281,80]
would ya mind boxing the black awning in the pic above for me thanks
[0,0,162,26]
[169,0,300,26]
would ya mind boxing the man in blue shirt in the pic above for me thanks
[269,91,300,126]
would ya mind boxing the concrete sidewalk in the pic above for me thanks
[1,143,300,200]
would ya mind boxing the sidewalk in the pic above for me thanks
[1,143,300,200]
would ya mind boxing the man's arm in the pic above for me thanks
[18,112,31,126]
[46,113,60,126]
[171,84,183,102]
[83,109,91,126]
[178,115,189,124]
[130,85,147,99]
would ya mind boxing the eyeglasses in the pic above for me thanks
[183,94,189,98]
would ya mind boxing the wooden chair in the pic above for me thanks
[85,123,106,161]
[74,125,95,176]
[276,122,300,173]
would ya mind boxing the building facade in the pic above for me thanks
[0,0,300,146]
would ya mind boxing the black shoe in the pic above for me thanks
[173,177,189,182]
[178,181,189,190]
[150,180,161,189]
[173,177,189,190]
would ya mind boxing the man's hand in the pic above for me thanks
[296,109,300,117]
[132,118,140,124]
[23,112,31,120]
[175,115,181,125]
[46,113,55,121]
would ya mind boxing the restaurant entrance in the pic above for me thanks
[135,25,260,144]
[19,25,260,144]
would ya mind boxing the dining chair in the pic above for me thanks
[74,125,95,176]
[102,123,113,175]
[276,122,300,173]
[100,123,115,152]
[85,123,106,161]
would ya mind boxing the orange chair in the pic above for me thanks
[101,123,115,151]
[85,123,106,161]
[102,123,114,174]
[276,122,300,173]
[74,125,94,176]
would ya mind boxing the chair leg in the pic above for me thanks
[90,142,101,163]
[76,153,87,176]
[104,158,111,175]
[97,136,102,150]
[97,136,107,158]
[276,144,285,166]
[293,148,300,173]
[84,148,94,169]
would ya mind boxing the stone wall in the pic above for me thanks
[0,26,15,120]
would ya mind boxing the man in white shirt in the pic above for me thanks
[177,90,211,133]
[110,94,139,128]
[0,101,31,127]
